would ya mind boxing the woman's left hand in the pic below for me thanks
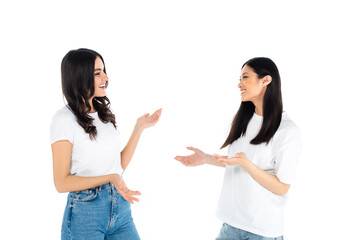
[136,108,162,130]
[218,152,250,166]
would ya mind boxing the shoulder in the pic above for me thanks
[52,106,74,118]
[275,112,301,143]
[279,112,300,132]
[51,106,76,126]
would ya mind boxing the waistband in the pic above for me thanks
[73,182,114,194]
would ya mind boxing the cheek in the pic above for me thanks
[94,77,101,84]
[245,81,262,95]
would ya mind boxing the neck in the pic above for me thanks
[252,98,263,116]
[88,97,96,113]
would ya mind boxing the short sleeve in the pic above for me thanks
[50,109,75,144]
[273,127,302,184]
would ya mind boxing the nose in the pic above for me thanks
[102,73,109,82]
[238,81,242,88]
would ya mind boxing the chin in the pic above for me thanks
[94,94,106,98]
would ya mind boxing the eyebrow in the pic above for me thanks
[242,72,249,75]
[94,68,102,72]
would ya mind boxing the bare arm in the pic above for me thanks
[218,153,290,195]
[51,140,140,203]
[121,108,162,171]
[121,126,143,171]
[175,146,226,168]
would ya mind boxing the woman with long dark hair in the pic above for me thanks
[50,48,162,239]
[175,57,301,239]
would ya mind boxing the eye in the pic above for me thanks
[94,72,100,76]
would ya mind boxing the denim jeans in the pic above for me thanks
[61,183,140,240]
[216,223,283,240]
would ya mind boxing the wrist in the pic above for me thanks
[109,174,119,183]
[203,154,213,165]
[240,158,251,169]
[134,123,145,133]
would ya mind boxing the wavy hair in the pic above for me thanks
[221,57,283,148]
[61,48,116,140]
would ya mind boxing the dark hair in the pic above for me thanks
[61,48,116,140]
[221,57,283,148]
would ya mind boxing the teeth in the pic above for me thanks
[99,84,105,88]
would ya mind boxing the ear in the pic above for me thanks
[262,75,272,87]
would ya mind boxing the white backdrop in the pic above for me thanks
[1,1,359,239]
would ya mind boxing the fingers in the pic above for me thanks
[129,190,142,196]
[218,153,245,166]
[147,108,162,124]
[118,188,141,204]
[155,108,162,115]
[113,179,141,204]
[213,153,227,160]
[235,152,245,157]
[174,156,191,166]
[218,158,232,165]
[174,156,186,164]
[186,146,198,152]
[174,156,183,161]
[151,108,162,117]
[125,191,140,204]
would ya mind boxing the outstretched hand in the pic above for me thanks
[112,174,141,204]
[174,146,206,167]
[136,108,162,130]
[217,152,249,166]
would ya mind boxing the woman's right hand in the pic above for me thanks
[111,174,141,204]
[174,146,206,167]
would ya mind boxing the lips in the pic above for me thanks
[241,89,246,95]
[98,83,106,88]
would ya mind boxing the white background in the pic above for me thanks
[1,0,359,239]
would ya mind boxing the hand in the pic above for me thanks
[136,108,162,130]
[217,152,249,166]
[111,174,141,204]
[213,154,228,161]
[174,146,206,167]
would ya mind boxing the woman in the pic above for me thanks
[50,48,162,239]
[175,57,301,239]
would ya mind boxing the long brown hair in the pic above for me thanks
[61,48,116,140]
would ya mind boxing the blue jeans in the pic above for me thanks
[61,183,140,240]
[216,223,283,240]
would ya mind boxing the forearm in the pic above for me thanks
[204,154,226,168]
[121,125,143,171]
[54,174,116,193]
[241,160,290,195]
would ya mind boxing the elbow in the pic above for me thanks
[54,183,66,193]
[275,183,290,196]
[54,178,68,193]
[275,189,289,196]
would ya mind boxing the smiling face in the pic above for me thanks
[238,65,271,103]
[93,56,108,98]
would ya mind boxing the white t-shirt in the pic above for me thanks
[50,106,122,177]
[216,112,302,238]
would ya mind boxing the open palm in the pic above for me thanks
[174,146,206,167]
[136,108,162,130]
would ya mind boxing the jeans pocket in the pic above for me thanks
[71,189,98,202]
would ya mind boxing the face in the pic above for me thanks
[93,56,108,97]
[238,65,271,102]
